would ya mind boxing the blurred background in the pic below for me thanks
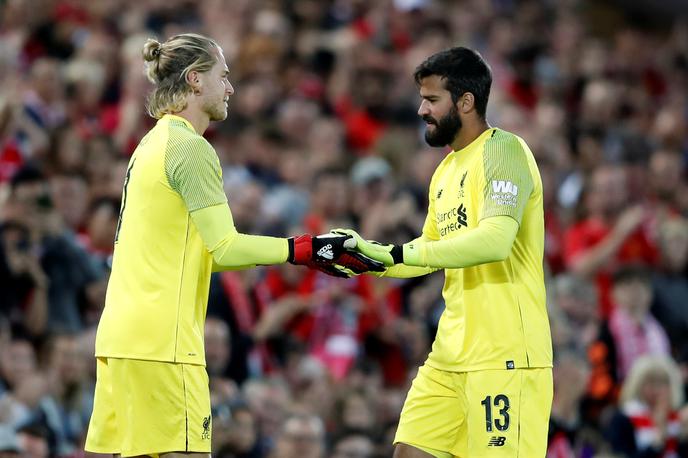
[0,0,687,457]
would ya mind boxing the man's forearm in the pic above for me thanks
[375,264,439,278]
[212,260,256,272]
[568,229,627,277]
[213,232,289,267]
[372,235,439,278]
[403,215,519,269]
[191,204,289,267]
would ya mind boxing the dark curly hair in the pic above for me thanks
[414,47,492,119]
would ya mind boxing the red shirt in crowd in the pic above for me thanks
[563,217,658,316]
[333,96,387,153]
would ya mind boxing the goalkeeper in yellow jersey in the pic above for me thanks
[336,47,553,457]
[84,33,382,458]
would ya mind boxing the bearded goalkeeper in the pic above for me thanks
[336,47,553,458]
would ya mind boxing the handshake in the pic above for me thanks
[286,229,404,278]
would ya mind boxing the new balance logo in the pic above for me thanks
[488,436,506,447]
[492,180,518,196]
[317,244,334,260]
[457,204,467,227]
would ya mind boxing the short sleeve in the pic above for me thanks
[165,136,228,212]
[480,131,533,225]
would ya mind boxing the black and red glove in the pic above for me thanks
[287,233,385,278]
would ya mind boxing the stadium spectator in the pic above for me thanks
[331,431,376,458]
[605,355,688,457]
[550,274,600,353]
[44,333,93,455]
[547,350,606,457]
[564,164,658,316]
[5,166,105,333]
[0,222,48,337]
[607,266,671,381]
[269,413,325,458]
[212,399,261,458]
[651,217,688,362]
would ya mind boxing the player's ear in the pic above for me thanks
[459,92,475,114]
[186,70,202,95]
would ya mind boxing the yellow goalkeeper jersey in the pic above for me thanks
[95,114,228,365]
[424,128,552,372]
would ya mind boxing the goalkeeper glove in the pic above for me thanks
[287,233,385,278]
[331,229,404,267]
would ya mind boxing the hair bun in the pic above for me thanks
[143,38,162,62]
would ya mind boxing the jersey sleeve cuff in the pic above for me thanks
[402,240,423,266]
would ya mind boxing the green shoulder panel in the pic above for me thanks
[481,129,533,223]
[164,122,227,212]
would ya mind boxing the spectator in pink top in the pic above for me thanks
[608,266,670,381]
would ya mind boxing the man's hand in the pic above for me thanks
[287,233,385,277]
[331,228,403,267]
[613,205,645,240]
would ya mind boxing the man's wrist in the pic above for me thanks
[287,235,313,264]
[390,245,403,264]
[287,237,295,263]
[402,241,422,266]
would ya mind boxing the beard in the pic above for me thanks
[423,105,461,147]
[204,97,228,121]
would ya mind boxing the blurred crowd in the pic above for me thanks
[0,0,687,457]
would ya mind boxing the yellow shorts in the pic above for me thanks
[85,357,212,457]
[394,365,552,458]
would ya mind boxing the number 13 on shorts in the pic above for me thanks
[481,394,510,436]
[466,368,552,457]
[394,365,552,457]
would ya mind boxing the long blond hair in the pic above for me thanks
[142,33,219,119]
[619,355,684,409]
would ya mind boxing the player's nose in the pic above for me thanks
[417,100,430,117]
[226,81,234,96]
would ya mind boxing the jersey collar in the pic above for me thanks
[161,114,196,133]
[452,127,497,156]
